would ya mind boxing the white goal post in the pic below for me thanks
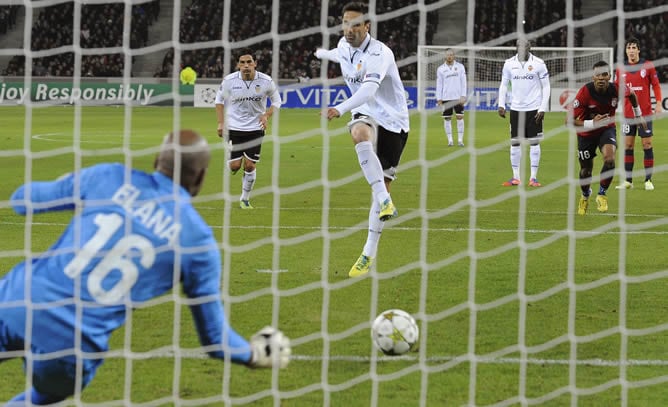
[417,46,614,112]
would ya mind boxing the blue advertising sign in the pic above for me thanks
[278,84,421,109]
[194,84,502,111]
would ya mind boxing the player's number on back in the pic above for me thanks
[64,213,156,304]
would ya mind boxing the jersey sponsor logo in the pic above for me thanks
[344,74,363,84]
[232,96,264,102]
[512,74,535,80]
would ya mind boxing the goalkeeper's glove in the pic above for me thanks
[248,326,291,369]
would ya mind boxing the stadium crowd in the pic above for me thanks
[474,0,584,46]
[3,1,159,77]
[0,5,20,35]
[1,0,666,82]
[617,0,668,81]
[153,0,439,81]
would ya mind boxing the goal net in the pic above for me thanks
[417,46,614,111]
[2,0,668,406]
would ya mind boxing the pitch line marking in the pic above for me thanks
[109,349,668,367]
[2,220,668,236]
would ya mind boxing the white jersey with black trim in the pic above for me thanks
[214,71,281,131]
[498,53,550,112]
[334,35,409,133]
[436,61,467,101]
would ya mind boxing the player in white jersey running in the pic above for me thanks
[436,48,468,147]
[215,49,282,209]
[315,1,409,278]
[497,39,551,187]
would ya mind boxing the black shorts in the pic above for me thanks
[227,129,264,162]
[577,127,616,161]
[509,109,543,140]
[441,101,464,117]
[377,126,408,179]
[622,119,653,138]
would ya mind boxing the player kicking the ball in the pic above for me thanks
[315,2,409,277]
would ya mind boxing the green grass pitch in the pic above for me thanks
[1,106,667,406]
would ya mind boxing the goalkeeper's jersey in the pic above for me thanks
[0,163,251,363]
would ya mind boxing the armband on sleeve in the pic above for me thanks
[584,120,594,129]
[632,106,642,117]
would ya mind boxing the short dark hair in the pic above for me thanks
[593,60,609,70]
[625,37,640,48]
[343,2,369,21]
[236,48,255,61]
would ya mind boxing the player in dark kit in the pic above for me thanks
[570,60,646,215]
[614,37,663,191]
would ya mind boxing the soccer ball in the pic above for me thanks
[371,309,419,356]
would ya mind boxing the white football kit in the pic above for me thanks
[214,71,282,131]
[436,61,467,101]
[319,34,409,133]
[498,53,550,112]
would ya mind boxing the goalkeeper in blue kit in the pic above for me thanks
[0,130,290,405]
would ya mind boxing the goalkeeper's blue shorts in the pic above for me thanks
[0,318,101,398]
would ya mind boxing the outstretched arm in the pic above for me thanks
[189,300,253,363]
[315,48,340,63]
[184,247,290,368]
[10,165,104,215]
[330,81,379,117]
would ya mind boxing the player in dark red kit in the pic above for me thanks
[570,60,646,215]
[614,37,663,191]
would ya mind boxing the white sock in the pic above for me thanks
[444,120,453,143]
[457,119,464,143]
[241,169,256,201]
[510,145,521,179]
[363,198,384,258]
[355,141,389,203]
[530,144,541,179]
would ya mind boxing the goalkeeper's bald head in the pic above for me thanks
[155,129,211,197]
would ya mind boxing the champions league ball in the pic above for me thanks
[180,67,197,85]
[371,309,419,356]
